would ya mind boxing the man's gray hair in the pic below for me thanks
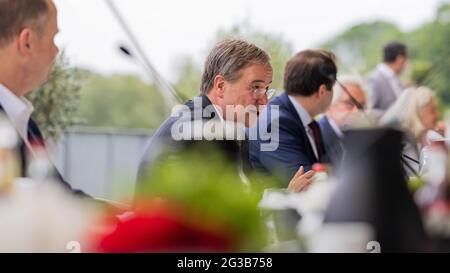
[200,39,271,94]
[331,75,369,105]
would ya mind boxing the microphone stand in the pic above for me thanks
[104,0,186,108]
[118,44,188,103]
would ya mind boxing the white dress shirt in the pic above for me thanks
[211,102,250,186]
[0,83,35,152]
[211,104,225,123]
[288,95,319,160]
[377,63,403,98]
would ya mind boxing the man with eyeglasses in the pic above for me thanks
[249,49,337,189]
[137,39,274,188]
[317,76,368,165]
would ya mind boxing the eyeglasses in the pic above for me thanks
[335,80,365,111]
[340,99,366,110]
[253,87,276,100]
[319,67,364,111]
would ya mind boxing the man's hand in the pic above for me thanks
[436,121,446,137]
[287,166,316,192]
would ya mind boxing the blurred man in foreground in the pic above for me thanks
[0,0,88,197]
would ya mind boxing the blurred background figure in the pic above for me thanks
[318,76,368,165]
[366,42,408,118]
[381,86,442,176]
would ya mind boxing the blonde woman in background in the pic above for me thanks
[381,86,442,176]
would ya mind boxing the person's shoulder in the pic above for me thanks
[366,67,382,80]
[268,93,288,106]
[426,129,444,143]
[267,93,295,117]
[318,115,335,134]
[365,70,386,94]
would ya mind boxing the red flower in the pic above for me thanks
[93,204,233,253]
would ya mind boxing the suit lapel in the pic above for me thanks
[184,94,219,121]
[280,93,319,161]
[320,116,342,163]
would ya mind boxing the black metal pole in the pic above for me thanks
[104,0,185,107]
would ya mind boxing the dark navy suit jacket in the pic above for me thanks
[249,93,328,186]
[317,115,344,165]
[0,104,89,198]
[137,94,250,186]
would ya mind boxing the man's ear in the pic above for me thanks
[396,55,406,62]
[395,55,407,67]
[17,28,33,55]
[317,84,328,98]
[213,75,226,99]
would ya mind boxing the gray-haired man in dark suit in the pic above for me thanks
[318,77,367,165]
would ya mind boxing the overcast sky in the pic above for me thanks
[54,0,447,81]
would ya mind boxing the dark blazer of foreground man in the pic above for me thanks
[0,0,89,198]
[137,39,274,187]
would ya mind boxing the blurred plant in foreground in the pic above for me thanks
[94,143,274,252]
[0,181,98,252]
[27,52,84,140]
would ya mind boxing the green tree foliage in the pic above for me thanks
[27,53,83,140]
[408,3,450,103]
[321,21,405,73]
[78,73,168,129]
[137,143,274,251]
[173,55,203,99]
[75,4,449,130]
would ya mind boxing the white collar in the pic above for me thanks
[288,95,313,127]
[0,83,34,142]
[0,83,33,116]
[211,104,248,139]
[211,104,225,123]
[288,95,320,160]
